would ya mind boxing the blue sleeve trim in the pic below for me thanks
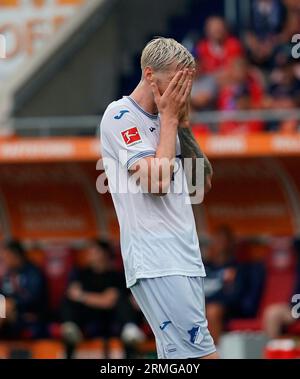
[127,150,156,169]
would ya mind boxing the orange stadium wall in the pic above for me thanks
[0,162,119,241]
[0,134,299,240]
[0,154,298,241]
[202,157,300,236]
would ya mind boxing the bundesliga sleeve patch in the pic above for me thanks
[121,127,142,146]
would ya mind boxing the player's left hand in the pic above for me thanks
[179,69,195,128]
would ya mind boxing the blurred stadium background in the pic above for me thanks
[0,0,300,359]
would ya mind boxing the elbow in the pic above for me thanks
[143,170,171,196]
[136,160,173,196]
[151,179,170,196]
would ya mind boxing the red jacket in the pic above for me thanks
[196,36,243,74]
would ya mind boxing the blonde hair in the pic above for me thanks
[141,37,195,72]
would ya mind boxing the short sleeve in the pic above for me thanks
[101,106,156,169]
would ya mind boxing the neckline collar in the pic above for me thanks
[125,96,158,120]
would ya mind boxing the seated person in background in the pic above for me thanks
[204,227,266,345]
[229,243,266,319]
[281,0,300,38]
[264,60,300,132]
[263,238,300,339]
[217,58,265,133]
[190,59,219,133]
[195,16,243,76]
[270,1,300,72]
[203,226,238,345]
[244,0,286,68]
[61,240,144,358]
[0,240,47,339]
[191,59,219,112]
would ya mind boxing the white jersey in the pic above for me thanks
[100,96,206,288]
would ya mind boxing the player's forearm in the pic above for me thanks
[155,116,178,161]
[132,116,177,196]
[141,68,192,195]
[178,127,213,190]
[152,116,178,193]
[130,117,177,195]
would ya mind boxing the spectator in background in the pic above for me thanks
[195,16,243,76]
[268,62,300,102]
[203,227,266,344]
[263,238,300,338]
[264,60,300,132]
[217,58,265,133]
[271,0,300,70]
[245,0,286,69]
[252,0,285,39]
[190,58,219,133]
[282,0,300,25]
[61,240,144,358]
[191,59,219,112]
[230,242,266,319]
[0,240,47,339]
[203,226,238,344]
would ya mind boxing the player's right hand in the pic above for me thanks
[151,69,193,122]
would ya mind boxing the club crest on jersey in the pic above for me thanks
[188,325,204,345]
[121,127,142,146]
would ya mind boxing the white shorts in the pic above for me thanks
[130,275,216,359]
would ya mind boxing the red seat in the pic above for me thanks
[227,237,299,333]
[227,318,262,332]
[287,322,300,334]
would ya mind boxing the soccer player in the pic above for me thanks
[100,37,217,359]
